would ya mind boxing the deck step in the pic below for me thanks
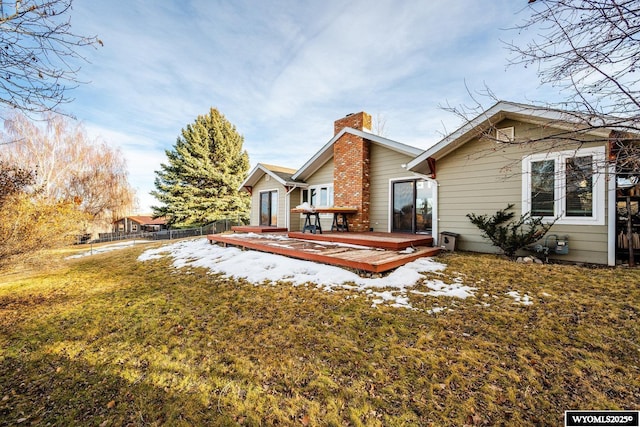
[287,231,433,251]
[206,233,440,273]
[231,225,288,233]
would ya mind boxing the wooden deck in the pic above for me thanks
[206,232,440,273]
[287,231,433,250]
[231,225,288,233]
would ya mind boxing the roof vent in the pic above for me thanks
[496,127,514,143]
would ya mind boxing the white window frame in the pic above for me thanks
[259,188,279,227]
[387,176,438,235]
[301,183,334,217]
[302,184,334,208]
[522,147,606,225]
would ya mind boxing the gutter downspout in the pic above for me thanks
[607,164,616,266]
[432,179,439,246]
[285,184,300,231]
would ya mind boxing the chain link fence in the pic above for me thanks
[77,218,244,245]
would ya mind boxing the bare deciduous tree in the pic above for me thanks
[443,1,640,265]
[66,141,136,224]
[372,113,388,137]
[0,159,34,205]
[0,112,136,234]
[507,0,640,122]
[444,0,640,170]
[0,0,101,115]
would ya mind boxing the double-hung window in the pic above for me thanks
[522,147,605,225]
[302,184,334,208]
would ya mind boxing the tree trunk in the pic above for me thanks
[627,196,635,267]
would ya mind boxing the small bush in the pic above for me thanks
[0,194,87,270]
[467,204,554,259]
[0,161,90,270]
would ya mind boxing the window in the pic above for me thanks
[302,184,333,208]
[132,224,138,232]
[530,159,555,216]
[522,147,605,225]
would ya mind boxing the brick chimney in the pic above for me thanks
[333,112,372,232]
[334,111,372,136]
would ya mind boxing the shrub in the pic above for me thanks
[0,161,90,270]
[0,194,87,270]
[467,204,555,259]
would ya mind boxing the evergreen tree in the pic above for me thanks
[151,108,250,227]
[467,204,555,259]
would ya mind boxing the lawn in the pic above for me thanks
[0,238,639,426]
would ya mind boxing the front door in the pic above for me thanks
[259,191,278,226]
[392,179,433,233]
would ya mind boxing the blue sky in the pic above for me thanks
[68,0,557,213]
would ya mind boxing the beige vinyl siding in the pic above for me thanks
[305,159,334,185]
[249,189,260,226]
[295,159,335,232]
[288,188,302,231]
[436,119,609,264]
[250,174,288,228]
[369,144,416,232]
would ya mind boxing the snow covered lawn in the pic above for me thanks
[138,238,476,309]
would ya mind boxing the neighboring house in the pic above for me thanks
[113,216,168,233]
[407,101,620,266]
[240,112,429,235]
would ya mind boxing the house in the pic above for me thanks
[407,101,621,266]
[242,104,635,265]
[113,216,168,233]
[239,164,305,231]
[240,112,430,236]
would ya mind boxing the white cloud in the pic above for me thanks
[65,0,556,213]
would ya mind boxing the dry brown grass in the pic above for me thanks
[0,243,638,426]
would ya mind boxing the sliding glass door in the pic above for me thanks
[392,180,433,233]
[259,190,278,226]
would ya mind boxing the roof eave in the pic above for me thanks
[239,163,307,192]
[283,181,308,189]
[291,131,344,181]
[238,164,264,191]
[358,129,424,157]
[407,101,617,172]
[292,127,423,181]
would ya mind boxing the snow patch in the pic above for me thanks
[67,240,153,259]
[138,238,476,309]
[506,291,533,305]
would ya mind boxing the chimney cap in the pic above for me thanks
[334,111,372,135]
